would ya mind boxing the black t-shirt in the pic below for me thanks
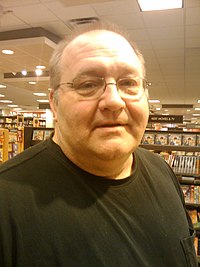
[0,138,197,267]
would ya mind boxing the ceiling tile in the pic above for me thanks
[186,7,200,25]
[46,1,97,21]
[92,0,140,16]
[147,26,184,40]
[11,3,58,24]
[103,13,144,29]
[142,9,184,28]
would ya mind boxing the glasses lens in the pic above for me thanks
[74,76,104,98]
[117,77,143,99]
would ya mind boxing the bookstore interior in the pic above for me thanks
[0,0,200,263]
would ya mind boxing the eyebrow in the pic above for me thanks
[75,66,141,79]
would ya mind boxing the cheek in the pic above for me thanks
[57,97,96,130]
[128,102,149,126]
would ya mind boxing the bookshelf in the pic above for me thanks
[24,126,54,149]
[140,129,200,260]
[0,128,9,163]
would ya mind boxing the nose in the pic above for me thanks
[98,83,126,111]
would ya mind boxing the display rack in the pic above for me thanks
[140,129,200,260]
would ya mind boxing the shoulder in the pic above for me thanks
[0,140,48,176]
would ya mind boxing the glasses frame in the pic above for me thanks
[56,76,147,101]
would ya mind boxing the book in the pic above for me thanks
[32,130,44,141]
[182,134,196,146]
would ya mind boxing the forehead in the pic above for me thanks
[61,30,143,76]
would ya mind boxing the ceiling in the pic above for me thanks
[0,0,199,124]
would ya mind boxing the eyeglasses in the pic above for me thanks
[56,76,146,101]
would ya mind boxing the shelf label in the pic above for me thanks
[149,115,183,123]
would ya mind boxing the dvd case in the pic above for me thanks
[155,133,168,145]
[182,134,196,146]
[168,134,182,146]
[142,133,155,144]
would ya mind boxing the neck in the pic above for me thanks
[52,135,134,180]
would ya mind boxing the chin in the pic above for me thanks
[94,142,135,160]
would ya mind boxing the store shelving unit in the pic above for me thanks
[140,129,200,261]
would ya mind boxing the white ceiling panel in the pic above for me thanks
[147,26,184,40]
[92,0,140,16]
[10,4,58,24]
[151,39,184,50]
[45,1,97,21]
[142,9,184,28]
[103,13,144,29]
[0,11,27,29]
[186,7,200,25]
[0,0,40,7]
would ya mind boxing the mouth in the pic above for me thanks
[98,124,125,128]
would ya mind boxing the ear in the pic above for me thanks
[49,89,58,122]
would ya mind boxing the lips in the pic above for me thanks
[95,121,128,128]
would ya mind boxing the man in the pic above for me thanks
[0,21,197,266]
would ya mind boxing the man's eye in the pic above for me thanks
[118,79,138,88]
[77,81,99,90]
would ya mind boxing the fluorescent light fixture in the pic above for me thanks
[0,84,6,88]
[13,108,22,111]
[198,100,200,103]
[33,93,47,97]
[29,81,36,85]
[0,94,5,97]
[36,99,49,103]
[148,99,160,103]
[0,100,13,103]
[36,65,46,69]
[8,104,18,108]
[187,109,190,112]
[193,114,200,116]
[1,49,14,55]
[195,108,200,111]
[156,108,161,110]
[137,0,183,11]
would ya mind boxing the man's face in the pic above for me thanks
[50,30,149,162]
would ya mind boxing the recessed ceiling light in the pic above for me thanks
[195,108,200,111]
[137,0,183,11]
[36,99,49,103]
[0,84,6,88]
[198,100,200,103]
[187,109,190,112]
[0,94,5,97]
[2,49,14,55]
[193,114,200,116]
[156,108,161,110]
[21,70,27,76]
[35,69,43,76]
[36,65,46,69]
[33,93,47,96]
